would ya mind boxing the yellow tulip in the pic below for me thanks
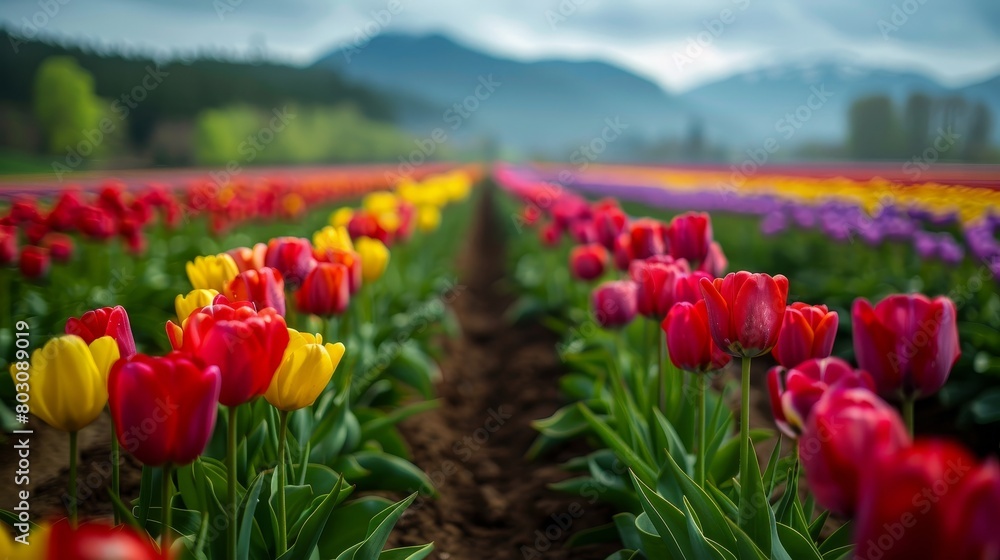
[417,205,441,233]
[313,225,354,253]
[330,207,354,228]
[377,211,401,234]
[265,329,346,411]
[363,191,399,214]
[0,521,47,558]
[175,288,220,322]
[16,335,115,432]
[355,236,390,283]
[185,254,239,293]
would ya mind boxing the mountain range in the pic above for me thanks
[314,33,1000,158]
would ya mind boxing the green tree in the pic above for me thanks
[963,102,993,162]
[33,56,103,154]
[903,93,931,156]
[848,95,901,159]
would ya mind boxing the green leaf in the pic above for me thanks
[319,496,394,558]
[533,400,608,438]
[237,472,267,560]
[280,474,345,560]
[682,497,728,560]
[359,400,440,439]
[629,471,697,558]
[634,512,671,559]
[378,544,435,560]
[709,429,772,486]
[564,522,619,548]
[738,439,771,553]
[659,446,738,552]
[613,512,644,552]
[776,523,822,560]
[350,451,436,496]
[580,405,657,486]
[339,493,418,560]
[818,521,854,555]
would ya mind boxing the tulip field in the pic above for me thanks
[1,161,999,559]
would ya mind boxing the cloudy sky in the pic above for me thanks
[3,0,999,91]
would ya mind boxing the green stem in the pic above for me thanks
[161,463,173,553]
[227,406,238,560]
[739,356,752,517]
[69,431,78,527]
[695,373,706,488]
[276,410,290,555]
[656,327,665,412]
[111,419,120,525]
[902,397,915,438]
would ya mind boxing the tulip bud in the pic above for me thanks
[355,236,389,283]
[186,253,240,293]
[42,233,74,263]
[854,440,977,560]
[168,296,288,407]
[65,305,137,359]
[227,243,267,273]
[663,300,731,373]
[666,212,712,263]
[296,262,351,317]
[15,335,118,432]
[109,352,221,466]
[570,244,609,281]
[591,198,628,250]
[227,267,286,316]
[800,387,910,515]
[265,237,316,288]
[175,288,220,322]
[46,520,161,560]
[627,218,667,260]
[852,294,960,400]
[772,303,839,368]
[767,357,874,438]
[265,329,346,411]
[700,271,789,357]
[19,246,50,279]
[591,281,637,329]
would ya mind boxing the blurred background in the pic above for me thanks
[0,0,998,174]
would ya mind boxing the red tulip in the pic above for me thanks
[109,352,221,466]
[295,262,350,317]
[347,210,389,244]
[569,220,598,244]
[0,225,17,264]
[46,520,163,560]
[612,232,632,270]
[852,294,960,400]
[591,280,637,328]
[627,218,666,260]
[265,237,316,288]
[947,459,1000,559]
[800,387,910,515]
[76,205,117,240]
[663,300,731,372]
[771,303,839,368]
[540,221,561,247]
[699,271,789,357]
[227,267,286,316]
[66,305,137,359]
[767,357,874,438]
[26,221,49,245]
[19,246,50,279]
[698,241,728,277]
[8,198,40,225]
[592,198,628,250]
[667,212,712,263]
[42,232,75,262]
[570,243,609,281]
[167,295,289,407]
[315,247,363,294]
[854,440,977,560]
[630,260,669,318]
[662,269,711,311]
[47,189,83,231]
[227,243,267,273]
[521,205,541,228]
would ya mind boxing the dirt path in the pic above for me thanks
[387,183,618,559]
